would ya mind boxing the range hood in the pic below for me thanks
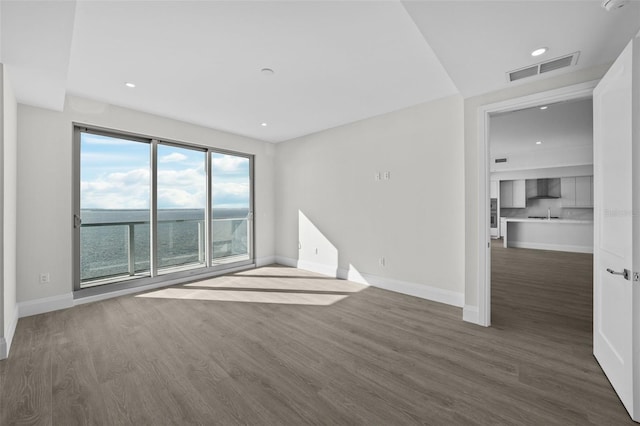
[527,178,561,199]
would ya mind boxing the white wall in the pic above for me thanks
[490,144,593,173]
[1,64,18,359]
[275,95,465,306]
[16,96,275,305]
[464,64,610,312]
[491,164,593,182]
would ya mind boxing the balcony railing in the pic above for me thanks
[80,217,249,284]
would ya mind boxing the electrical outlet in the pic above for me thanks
[39,273,50,284]
[315,248,318,255]
[379,257,386,267]
[383,171,391,180]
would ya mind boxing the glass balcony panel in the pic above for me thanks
[80,133,151,287]
[211,153,251,263]
[157,145,206,273]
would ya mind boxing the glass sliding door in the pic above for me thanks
[211,152,252,264]
[156,144,207,273]
[78,131,151,287]
[74,126,255,292]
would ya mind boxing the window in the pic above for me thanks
[157,144,207,273]
[73,127,254,292]
[212,153,251,264]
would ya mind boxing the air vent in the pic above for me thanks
[540,56,574,73]
[507,52,580,82]
[495,158,508,163]
[509,66,538,82]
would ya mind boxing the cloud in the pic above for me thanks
[157,188,205,209]
[82,164,249,210]
[212,155,248,172]
[159,152,188,163]
[81,168,150,209]
[213,182,249,198]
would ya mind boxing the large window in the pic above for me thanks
[212,153,251,264]
[157,144,207,273]
[73,127,254,291]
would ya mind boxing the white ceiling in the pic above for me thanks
[403,0,640,97]
[2,1,639,143]
[490,98,593,157]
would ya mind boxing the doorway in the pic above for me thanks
[473,80,598,327]
[489,97,595,330]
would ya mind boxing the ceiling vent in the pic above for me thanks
[507,52,580,82]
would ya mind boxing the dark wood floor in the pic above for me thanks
[0,251,634,425]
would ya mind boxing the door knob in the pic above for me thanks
[606,268,630,280]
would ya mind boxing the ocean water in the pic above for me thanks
[81,208,249,281]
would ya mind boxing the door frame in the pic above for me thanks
[474,80,598,327]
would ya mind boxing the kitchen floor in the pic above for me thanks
[491,237,592,339]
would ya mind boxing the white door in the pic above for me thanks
[593,35,639,422]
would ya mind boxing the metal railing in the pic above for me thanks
[80,217,248,282]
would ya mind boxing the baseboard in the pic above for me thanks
[0,308,19,360]
[463,305,480,324]
[508,241,593,253]
[274,256,340,277]
[296,260,340,278]
[255,255,276,267]
[275,258,464,308]
[346,269,464,308]
[17,293,74,318]
[274,256,297,268]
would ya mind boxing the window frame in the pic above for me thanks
[72,124,255,297]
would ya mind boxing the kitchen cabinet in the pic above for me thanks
[501,181,512,208]
[561,177,576,206]
[575,176,593,207]
[490,181,499,199]
[561,176,593,208]
[525,179,537,199]
[513,180,526,207]
[500,180,526,208]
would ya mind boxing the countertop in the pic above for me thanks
[503,218,593,224]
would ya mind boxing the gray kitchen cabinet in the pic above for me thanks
[561,176,593,208]
[500,180,526,208]
[575,176,593,207]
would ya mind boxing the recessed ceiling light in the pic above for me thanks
[536,141,542,145]
[261,68,274,76]
[531,47,548,57]
[261,122,268,127]
[125,82,136,88]
[539,106,548,110]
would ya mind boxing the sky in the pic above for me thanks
[80,133,250,210]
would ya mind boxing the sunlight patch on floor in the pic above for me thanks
[184,276,367,293]
[136,287,349,305]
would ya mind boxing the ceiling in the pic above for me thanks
[2,1,639,143]
[490,98,593,157]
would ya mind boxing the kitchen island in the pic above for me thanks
[502,218,593,253]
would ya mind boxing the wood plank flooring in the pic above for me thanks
[0,252,634,425]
